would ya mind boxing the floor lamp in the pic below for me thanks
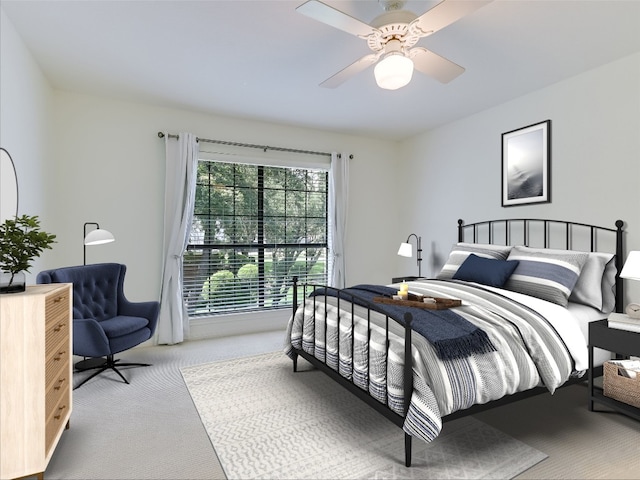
[84,222,115,265]
[77,222,116,370]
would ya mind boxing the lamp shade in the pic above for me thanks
[374,53,414,90]
[397,242,413,258]
[620,251,640,280]
[84,228,115,246]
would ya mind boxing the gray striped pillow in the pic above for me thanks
[503,246,589,306]
[436,243,513,280]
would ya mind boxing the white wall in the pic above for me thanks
[0,8,55,279]
[50,93,400,337]
[398,52,640,304]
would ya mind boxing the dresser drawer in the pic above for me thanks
[46,336,70,388]
[45,389,70,454]
[46,357,70,414]
[46,290,70,328]
[45,316,69,354]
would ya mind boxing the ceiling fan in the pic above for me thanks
[296,0,492,90]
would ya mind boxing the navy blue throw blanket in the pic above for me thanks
[310,284,496,361]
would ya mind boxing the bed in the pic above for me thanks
[284,218,625,467]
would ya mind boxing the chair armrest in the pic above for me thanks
[37,271,54,284]
[73,318,111,357]
[119,300,160,335]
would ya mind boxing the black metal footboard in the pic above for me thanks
[289,276,415,467]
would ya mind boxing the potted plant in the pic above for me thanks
[0,215,56,293]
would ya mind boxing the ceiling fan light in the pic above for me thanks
[374,53,414,90]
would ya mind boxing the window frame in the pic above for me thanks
[184,155,330,319]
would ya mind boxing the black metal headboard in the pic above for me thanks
[457,218,625,313]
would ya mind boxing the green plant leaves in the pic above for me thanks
[0,215,56,279]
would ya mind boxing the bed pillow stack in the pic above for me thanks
[436,243,513,280]
[437,243,615,312]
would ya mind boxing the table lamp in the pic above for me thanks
[620,251,640,319]
[398,233,422,278]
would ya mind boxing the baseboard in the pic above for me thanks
[187,309,290,340]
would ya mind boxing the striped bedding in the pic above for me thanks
[284,278,586,443]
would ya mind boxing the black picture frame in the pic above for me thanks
[501,120,551,207]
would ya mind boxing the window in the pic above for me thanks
[183,160,328,317]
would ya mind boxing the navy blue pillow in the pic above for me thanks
[453,254,519,288]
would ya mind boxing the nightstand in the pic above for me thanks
[588,317,640,421]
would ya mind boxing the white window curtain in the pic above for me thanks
[328,152,350,288]
[157,132,199,345]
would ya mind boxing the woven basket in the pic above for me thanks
[603,360,640,408]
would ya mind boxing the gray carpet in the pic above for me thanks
[44,331,285,480]
[475,380,640,479]
[181,351,547,479]
[42,330,640,479]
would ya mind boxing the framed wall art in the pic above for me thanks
[501,120,551,207]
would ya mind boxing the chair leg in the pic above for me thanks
[74,364,110,389]
[73,354,152,389]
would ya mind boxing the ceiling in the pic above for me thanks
[3,0,640,140]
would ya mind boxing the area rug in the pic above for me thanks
[181,351,547,479]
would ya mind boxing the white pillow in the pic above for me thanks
[569,252,616,313]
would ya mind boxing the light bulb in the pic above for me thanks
[374,54,414,90]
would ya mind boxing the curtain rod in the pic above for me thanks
[158,132,352,159]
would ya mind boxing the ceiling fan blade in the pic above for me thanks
[296,0,375,38]
[320,53,379,88]
[413,0,493,36]
[410,47,464,84]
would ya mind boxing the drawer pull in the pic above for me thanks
[53,350,66,361]
[54,378,66,390]
[53,405,67,420]
[53,296,65,303]
[53,322,66,332]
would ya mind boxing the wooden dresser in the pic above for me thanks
[0,283,73,480]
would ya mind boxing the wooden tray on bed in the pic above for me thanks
[373,294,462,310]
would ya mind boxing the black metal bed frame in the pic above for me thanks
[289,218,625,467]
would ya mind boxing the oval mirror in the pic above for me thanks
[0,148,19,223]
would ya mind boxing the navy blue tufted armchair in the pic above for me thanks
[37,263,159,388]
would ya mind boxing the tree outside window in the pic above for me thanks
[183,161,328,317]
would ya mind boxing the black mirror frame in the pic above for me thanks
[0,147,19,222]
